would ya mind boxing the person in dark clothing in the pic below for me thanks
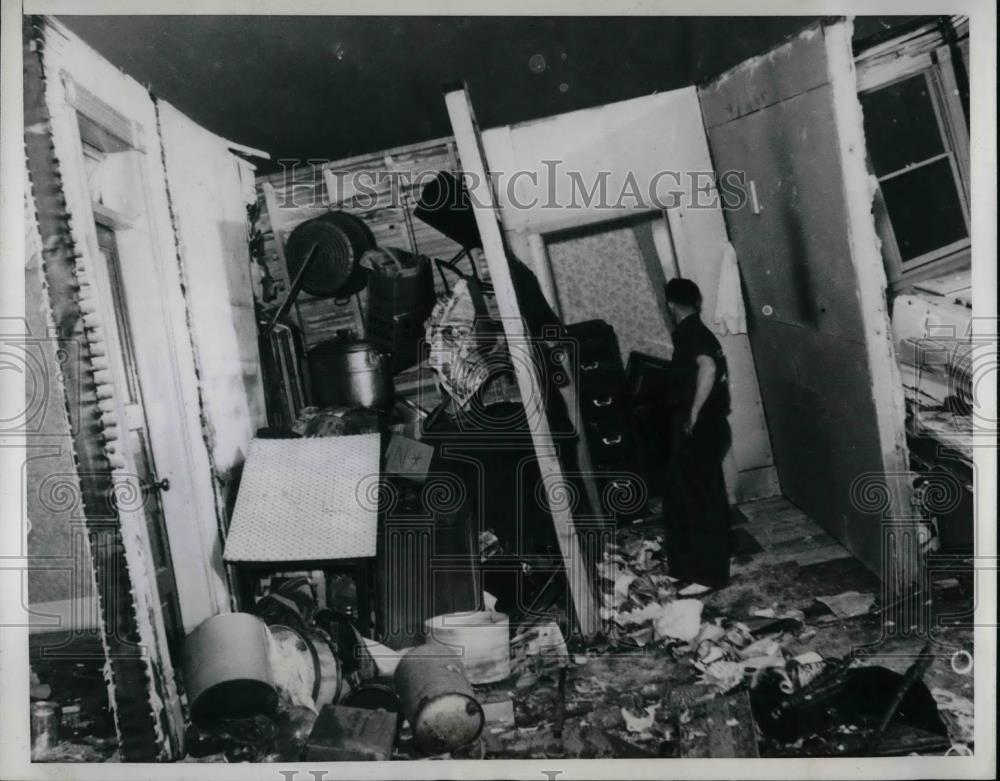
[661,278,732,593]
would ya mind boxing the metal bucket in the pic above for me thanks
[394,642,484,754]
[424,610,511,684]
[181,613,278,722]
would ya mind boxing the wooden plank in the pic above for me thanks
[444,84,600,639]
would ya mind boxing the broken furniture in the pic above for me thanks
[223,435,381,634]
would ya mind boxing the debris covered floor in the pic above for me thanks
[29,497,975,761]
[451,497,975,760]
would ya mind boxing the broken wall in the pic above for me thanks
[480,89,778,499]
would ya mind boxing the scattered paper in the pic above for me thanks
[614,572,636,599]
[932,687,975,744]
[678,582,713,597]
[652,599,704,642]
[621,704,658,733]
[815,591,876,619]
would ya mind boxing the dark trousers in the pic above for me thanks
[662,409,732,588]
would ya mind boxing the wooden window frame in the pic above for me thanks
[857,35,971,288]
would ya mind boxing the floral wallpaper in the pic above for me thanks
[546,221,674,363]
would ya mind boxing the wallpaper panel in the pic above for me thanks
[546,220,673,362]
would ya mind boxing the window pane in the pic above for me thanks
[860,74,945,176]
[879,159,967,262]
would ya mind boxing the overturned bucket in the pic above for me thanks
[423,610,510,684]
[181,613,278,722]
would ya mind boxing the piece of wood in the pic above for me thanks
[526,232,561,319]
[444,84,600,639]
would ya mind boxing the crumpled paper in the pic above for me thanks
[621,704,659,733]
[815,591,875,619]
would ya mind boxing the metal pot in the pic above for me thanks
[307,338,393,409]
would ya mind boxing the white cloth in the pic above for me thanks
[713,241,747,335]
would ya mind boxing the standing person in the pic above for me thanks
[662,278,732,594]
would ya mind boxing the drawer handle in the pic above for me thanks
[581,361,600,371]
[592,397,613,408]
[601,434,623,446]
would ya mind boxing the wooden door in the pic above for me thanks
[96,223,184,658]
[698,21,912,577]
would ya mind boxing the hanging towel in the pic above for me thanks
[714,241,747,335]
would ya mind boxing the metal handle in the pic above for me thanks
[749,180,761,214]
[145,476,170,494]
[601,434,622,446]
[580,361,600,371]
[592,397,613,407]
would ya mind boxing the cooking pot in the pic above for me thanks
[307,338,393,409]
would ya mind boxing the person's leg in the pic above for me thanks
[679,418,732,590]
[662,409,694,583]
[722,440,739,507]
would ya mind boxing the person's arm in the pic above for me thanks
[685,354,716,435]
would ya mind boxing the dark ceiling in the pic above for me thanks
[58,15,922,172]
